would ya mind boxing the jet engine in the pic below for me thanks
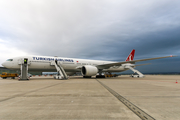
[81,65,98,76]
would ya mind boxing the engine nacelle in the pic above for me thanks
[81,65,98,76]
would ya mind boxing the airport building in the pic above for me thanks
[0,67,42,75]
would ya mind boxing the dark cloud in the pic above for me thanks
[0,0,179,72]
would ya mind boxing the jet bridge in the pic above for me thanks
[52,60,68,80]
[125,65,144,78]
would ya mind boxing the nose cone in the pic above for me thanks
[1,62,6,67]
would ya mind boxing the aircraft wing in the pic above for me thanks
[96,55,177,69]
[134,63,151,67]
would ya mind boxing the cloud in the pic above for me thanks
[0,0,180,72]
[0,38,28,66]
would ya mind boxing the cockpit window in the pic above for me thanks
[6,59,13,61]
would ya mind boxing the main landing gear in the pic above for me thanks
[83,76,91,78]
[83,75,105,78]
[96,70,105,78]
[96,75,105,78]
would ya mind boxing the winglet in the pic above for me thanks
[126,49,135,61]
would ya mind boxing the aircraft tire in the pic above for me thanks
[96,75,105,78]
[83,76,91,78]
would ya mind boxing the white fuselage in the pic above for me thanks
[2,56,129,75]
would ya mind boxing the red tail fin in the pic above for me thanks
[126,49,135,61]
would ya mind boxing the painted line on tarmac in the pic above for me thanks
[0,81,66,103]
[96,79,156,120]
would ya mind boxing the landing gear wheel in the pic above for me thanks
[96,75,105,78]
[83,76,91,78]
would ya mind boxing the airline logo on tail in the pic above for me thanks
[126,49,135,61]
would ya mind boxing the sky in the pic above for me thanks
[0,0,180,73]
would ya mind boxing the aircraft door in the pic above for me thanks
[24,58,28,64]
[18,58,29,65]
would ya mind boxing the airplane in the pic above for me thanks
[1,49,176,79]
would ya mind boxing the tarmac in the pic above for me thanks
[0,75,180,120]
